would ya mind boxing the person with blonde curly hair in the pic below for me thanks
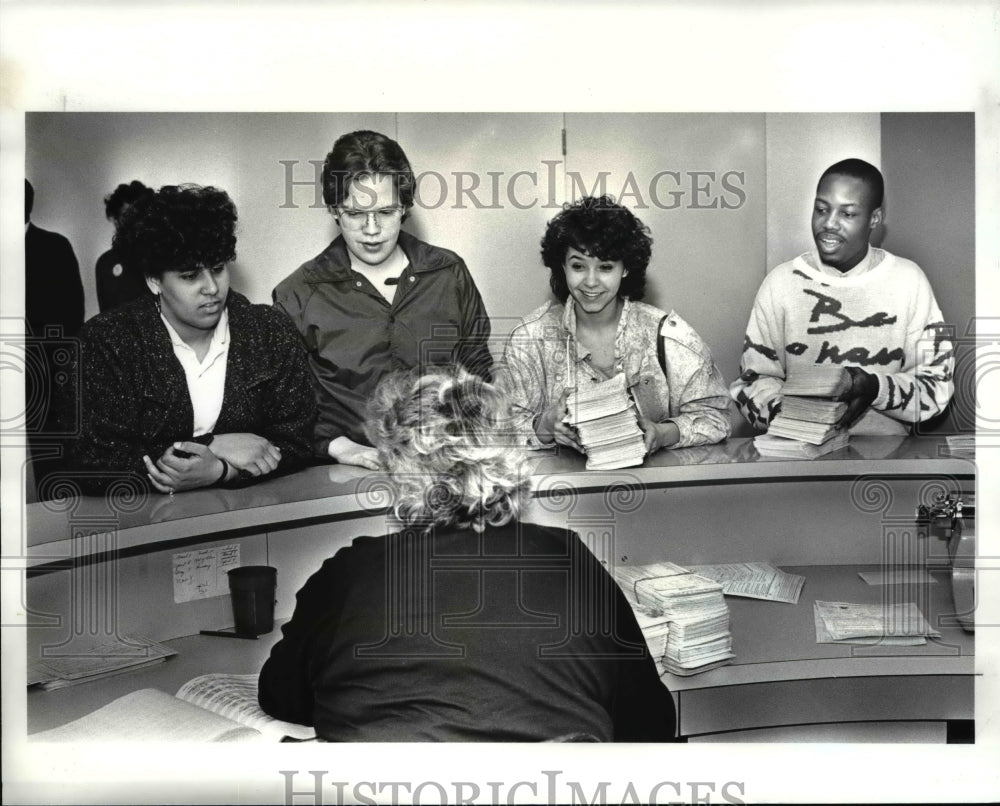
[363,366,527,532]
[259,365,676,742]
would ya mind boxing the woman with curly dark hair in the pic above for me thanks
[69,184,315,495]
[497,195,730,456]
[259,365,676,741]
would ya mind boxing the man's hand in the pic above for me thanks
[211,432,281,476]
[833,366,879,430]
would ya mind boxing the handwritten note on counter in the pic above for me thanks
[172,544,241,603]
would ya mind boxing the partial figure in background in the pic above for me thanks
[730,158,954,433]
[259,365,676,742]
[95,180,154,312]
[273,130,493,470]
[69,184,314,495]
[24,178,84,500]
[497,195,730,455]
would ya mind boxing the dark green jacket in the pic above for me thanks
[273,231,492,456]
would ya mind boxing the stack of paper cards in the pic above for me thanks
[29,634,177,690]
[779,365,846,397]
[766,414,841,446]
[564,374,646,470]
[615,562,735,676]
[617,586,672,661]
[754,431,850,458]
[813,600,941,646]
[756,365,853,456]
[943,434,975,458]
[779,396,848,424]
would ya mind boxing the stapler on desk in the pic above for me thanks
[919,491,975,632]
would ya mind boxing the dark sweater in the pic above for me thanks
[259,521,676,742]
[67,291,315,495]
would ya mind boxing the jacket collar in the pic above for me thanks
[560,297,633,363]
[301,230,456,284]
[132,290,256,403]
[221,292,271,385]
[133,289,250,344]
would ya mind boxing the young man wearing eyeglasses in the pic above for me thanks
[274,130,493,469]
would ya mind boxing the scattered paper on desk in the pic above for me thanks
[173,543,241,603]
[813,600,939,646]
[687,562,805,604]
[812,606,925,646]
[944,434,975,458]
[32,635,176,689]
[858,569,937,586]
[27,656,55,686]
[816,600,940,638]
[29,688,261,743]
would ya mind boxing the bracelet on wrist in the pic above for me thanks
[214,458,230,486]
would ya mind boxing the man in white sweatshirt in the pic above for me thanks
[731,158,954,434]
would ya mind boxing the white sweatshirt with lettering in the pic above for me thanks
[730,248,955,434]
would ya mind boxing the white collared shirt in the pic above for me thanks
[161,308,230,436]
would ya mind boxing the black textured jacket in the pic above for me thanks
[66,291,315,495]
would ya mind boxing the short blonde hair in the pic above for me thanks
[365,366,528,532]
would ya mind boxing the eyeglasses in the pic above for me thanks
[336,207,404,229]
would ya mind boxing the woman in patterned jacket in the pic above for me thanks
[497,195,731,456]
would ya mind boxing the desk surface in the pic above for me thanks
[27,563,974,736]
[663,564,974,691]
[25,437,975,565]
[27,629,282,735]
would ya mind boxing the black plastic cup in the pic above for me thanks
[227,565,277,637]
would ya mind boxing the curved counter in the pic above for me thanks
[24,436,977,740]
[26,436,974,568]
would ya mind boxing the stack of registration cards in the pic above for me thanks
[614,562,735,675]
[813,600,941,646]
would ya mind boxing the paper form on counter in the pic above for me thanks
[32,635,177,689]
[687,562,805,604]
[813,600,940,645]
[858,569,937,586]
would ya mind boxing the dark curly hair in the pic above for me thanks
[113,184,237,280]
[104,180,153,221]
[541,195,651,303]
[322,130,415,217]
